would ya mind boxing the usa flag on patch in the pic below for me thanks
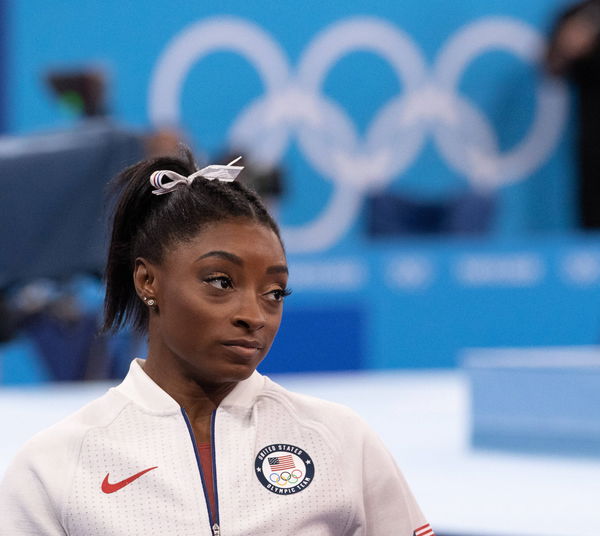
[413,522,435,536]
[268,455,295,471]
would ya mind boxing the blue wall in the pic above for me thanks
[266,236,600,371]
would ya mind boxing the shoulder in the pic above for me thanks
[3,388,130,484]
[259,376,372,435]
[0,388,131,526]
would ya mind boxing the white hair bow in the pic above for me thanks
[149,156,243,196]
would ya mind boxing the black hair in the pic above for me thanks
[103,147,282,333]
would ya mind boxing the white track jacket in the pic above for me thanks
[0,359,433,536]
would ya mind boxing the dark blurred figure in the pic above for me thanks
[46,69,107,118]
[547,0,600,229]
[0,279,107,381]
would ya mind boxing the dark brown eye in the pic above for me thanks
[266,288,292,302]
[206,276,233,290]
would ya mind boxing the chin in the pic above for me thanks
[223,360,262,382]
[195,360,262,387]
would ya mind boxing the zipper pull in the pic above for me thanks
[212,523,220,536]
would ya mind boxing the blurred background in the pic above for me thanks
[1,0,600,534]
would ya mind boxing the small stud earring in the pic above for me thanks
[143,296,156,307]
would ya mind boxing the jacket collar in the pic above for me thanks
[114,358,265,414]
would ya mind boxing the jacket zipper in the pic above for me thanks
[181,408,221,535]
[210,410,221,535]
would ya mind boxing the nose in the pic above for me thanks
[232,292,266,331]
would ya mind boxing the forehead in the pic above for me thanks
[166,220,285,265]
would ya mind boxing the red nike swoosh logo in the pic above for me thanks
[101,466,158,494]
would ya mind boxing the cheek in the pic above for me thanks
[159,294,215,342]
[265,308,284,340]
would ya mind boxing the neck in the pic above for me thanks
[142,352,238,423]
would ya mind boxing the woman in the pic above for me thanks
[0,150,434,536]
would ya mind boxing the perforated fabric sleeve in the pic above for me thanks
[0,454,66,536]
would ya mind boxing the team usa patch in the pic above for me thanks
[255,444,314,495]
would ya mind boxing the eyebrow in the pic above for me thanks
[266,265,289,275]
[197,250,243,266]
[196,250,289,275]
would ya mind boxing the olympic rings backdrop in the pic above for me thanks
[6,0,600,373]
[9,0,575,250]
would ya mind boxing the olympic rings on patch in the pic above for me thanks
[149,16,568,252]
[268,469,304,486]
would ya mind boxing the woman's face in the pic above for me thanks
[143,219,288,385]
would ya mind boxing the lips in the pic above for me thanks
[223,339,262,349]
[222,339,263,359]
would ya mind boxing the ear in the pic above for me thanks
[133,257,159,299]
